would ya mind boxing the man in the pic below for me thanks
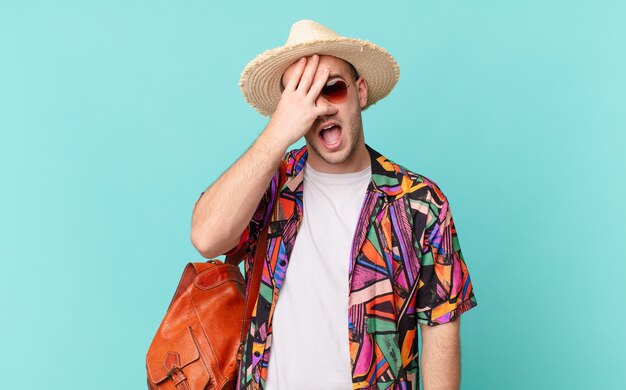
[191,20,477,390]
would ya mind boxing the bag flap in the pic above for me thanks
[146,326,201,383]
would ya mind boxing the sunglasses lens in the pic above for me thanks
[321,80,348,102]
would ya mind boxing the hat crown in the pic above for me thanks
[285,20,340,46]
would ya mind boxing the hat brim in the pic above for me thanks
[239,38,399,116]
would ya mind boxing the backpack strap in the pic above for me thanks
[235,162,287,361]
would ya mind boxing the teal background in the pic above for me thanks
[1,1,624,388]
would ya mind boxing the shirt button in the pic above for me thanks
[264,303,271,311]
[254,351,260,357]
[279,260,286,266]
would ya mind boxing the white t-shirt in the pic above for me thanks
[265,162,371,390]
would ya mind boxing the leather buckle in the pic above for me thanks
[167,366,187,385]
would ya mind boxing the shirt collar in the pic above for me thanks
[283,144,405,198]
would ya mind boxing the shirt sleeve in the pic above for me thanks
[415,186,477,326]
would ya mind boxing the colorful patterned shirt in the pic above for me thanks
[228,145,478,389]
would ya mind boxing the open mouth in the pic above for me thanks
[319,123,342,147]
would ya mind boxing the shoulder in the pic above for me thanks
[402,164,449,207]
[372,147,449,207]
[382,156,453,233]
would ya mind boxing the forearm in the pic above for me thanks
[420,323,461,390]
[190,130,288,258]
[191,55,336,258]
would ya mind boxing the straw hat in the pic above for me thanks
[239,20,400,116]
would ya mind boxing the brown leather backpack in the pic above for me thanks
[146,260,245,389]
[146,164,285,389]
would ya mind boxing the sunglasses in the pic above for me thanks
[321,79,350,103]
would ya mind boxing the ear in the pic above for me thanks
[356,76,368,108]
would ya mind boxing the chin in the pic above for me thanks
[308,139,356,166]
[319,150,351,165]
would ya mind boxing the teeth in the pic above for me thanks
[322,124,335,130]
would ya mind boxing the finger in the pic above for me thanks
[297,54,319,92]
[284,57,307,91]
[314,102,339,117]
[307,67,330,100]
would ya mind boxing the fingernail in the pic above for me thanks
[300,57,306,63]
[323,68,329,74]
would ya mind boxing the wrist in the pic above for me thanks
[254,129,290,160]
[260,122,295,151]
